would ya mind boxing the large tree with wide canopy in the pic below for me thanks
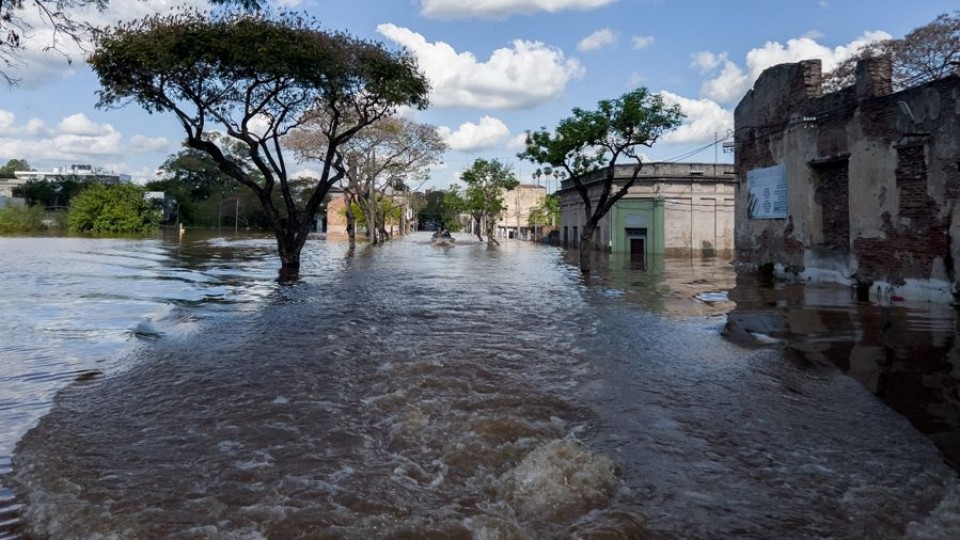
[88,9,429,280]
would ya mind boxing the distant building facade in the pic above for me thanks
[734,57,960,302]
[1,164,131,198]
[496,183,546,240]
[558,162,736,259]
[322,186,417,238]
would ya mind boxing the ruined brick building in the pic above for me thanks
[734,57,960,302]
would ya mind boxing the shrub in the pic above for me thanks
[68,183,160,234]
[0,205,60,234]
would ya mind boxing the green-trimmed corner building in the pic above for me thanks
[558,162,737,260]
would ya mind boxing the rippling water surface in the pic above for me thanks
[2,232,960,539]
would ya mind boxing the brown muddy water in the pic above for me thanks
[1,231,959,539]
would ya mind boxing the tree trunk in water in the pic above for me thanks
[579,222,597,273]
[346,202,357,249]
[486,218,499,246]
[474,218,484,242]
[276,227,302,283]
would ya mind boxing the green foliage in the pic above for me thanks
[88,10,429,120]
[459,158,520,219]
[12,178,84,208]
[417,186,460,230]
[0,158,31,178]
[156,145,242,202]
[439,186,465,231]
[68,183,160,234]
[518,88,684,179]
[528,193,560,227]
[147,140,255,226]
[518,87,682,268]
[349,196,404,228]
[88,9,430,274]
[0,204,62,233]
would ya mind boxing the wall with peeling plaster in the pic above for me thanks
[734,58,960,302]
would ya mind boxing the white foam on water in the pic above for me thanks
[498,438,618,521]
[906,479,960,539]
[217,440,243,454]
[234,450,274,470]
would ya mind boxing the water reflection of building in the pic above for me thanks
[725,277,960,469]
[587,253,738,317]
[558,162,736,261]
[734,57,960,303]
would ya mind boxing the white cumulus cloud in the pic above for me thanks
[697,30,892,104]
[58,113,111,136]
[658,91,733,145]
[631,36,654,50]
[699,60,749,103]
[6,0,210,88]
[129,134,171,153]
[437,116,511,152]
[0,109,171,167]
[0,109,44,138]
[578,29,617,52]
[419,0,617,19]
[507,133,529,151]
[0,110,16,134]
[377,24,585,110]
[690,51,725,74]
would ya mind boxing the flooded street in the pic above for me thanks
[2,232,960,538]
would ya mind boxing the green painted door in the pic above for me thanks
[611,198,664,254]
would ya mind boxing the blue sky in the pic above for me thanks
[0,0,956,189]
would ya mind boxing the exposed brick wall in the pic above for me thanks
[736,56,959,293]
[814,160,850,251]
[897,145,933,221]
[859,97,901,142]
[853,147,950,285]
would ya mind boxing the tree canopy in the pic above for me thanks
[12,178,84,208]
[0,158,31,178]
[288,112,445,245]
[67,183,159,234]
[457,158,519,244]
[87,9,429,280]
[518,87,683,271]
[823,11,960,91]
[155,139,248,203]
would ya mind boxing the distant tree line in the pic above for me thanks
[0,158,160,235]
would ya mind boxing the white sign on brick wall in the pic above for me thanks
[747,164,787,219]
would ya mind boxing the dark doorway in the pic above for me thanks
[629,237,646,269]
